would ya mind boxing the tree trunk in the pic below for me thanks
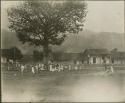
[43,44,50,70]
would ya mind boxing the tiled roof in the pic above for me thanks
[83,49,110,55]
[111,52,125,58]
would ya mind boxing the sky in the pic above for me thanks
[1,1,124,33]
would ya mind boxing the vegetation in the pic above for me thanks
[7,1,87,66]
[33,50,44,61]
[2,47,23,61]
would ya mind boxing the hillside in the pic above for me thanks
[1,29,125,54]
[53,30,125,52]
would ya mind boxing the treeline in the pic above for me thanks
[32,51,83,62]
[1,48,82,62]
[1,47,23,61]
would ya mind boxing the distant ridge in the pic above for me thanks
[1,29,125,55]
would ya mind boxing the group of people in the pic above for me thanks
[6,60,114,76]
[18,63,45,75]
[8,61,83,75]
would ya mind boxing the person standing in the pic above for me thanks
[74,65,78,70]
[7,62,10,71]
[49,64,53,72]
[20,64,25,75]
[35,64,39,73]
[31,65,35,75]
[110,65,114,73]
[68,64,71,71]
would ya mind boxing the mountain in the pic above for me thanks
[52,30,125,52]
[1,29,37,55]
[1,29,125,54]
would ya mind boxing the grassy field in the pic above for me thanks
[1,65,125,102]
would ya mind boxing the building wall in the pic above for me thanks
[87,56,125,65]
[88,56,110,64]
[122,59,125,64]
[113,59,125,65]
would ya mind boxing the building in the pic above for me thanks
[83,49,111,64]
[111,51,125,65]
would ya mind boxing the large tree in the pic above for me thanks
[7,1,87,64]
[33,50,44,61]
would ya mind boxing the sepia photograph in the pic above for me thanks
[1,0,125,102]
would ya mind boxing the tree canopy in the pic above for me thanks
[7,1,87,63]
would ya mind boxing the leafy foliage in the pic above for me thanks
[7,1,87,47]
[7,1,87,64]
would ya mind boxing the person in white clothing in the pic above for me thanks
[38,63,41,70]
[58,64,63,72]
[40,64,45,71]
[35,64,39,73]
[54,65,57,71]
[74,65,78,70]
[20,64,25,75]
[7,62,10,71]
[49,64,53,72]
[110,65,114,73]
[31,66,35,74]
[68,65,71,71]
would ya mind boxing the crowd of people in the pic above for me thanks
[6,61,84,75]
[6,60,114,76]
